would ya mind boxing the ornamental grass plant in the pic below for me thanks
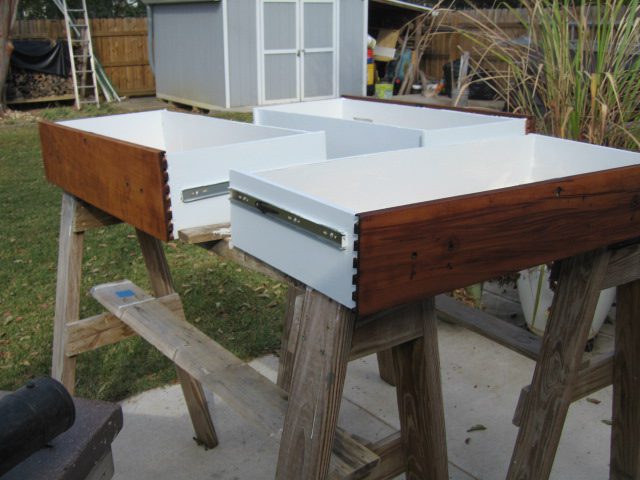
[459,0,640,150]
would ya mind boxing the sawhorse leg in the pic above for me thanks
[610,279,640,479]
[392,297,448,480]
[52,193,83,392]
[51,193,217,448]
[276,289,449,480]
[507,249,611,479]
[276,289,355,479]
[136,229,218,449]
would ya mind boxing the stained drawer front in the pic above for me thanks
[40,120,171,241]
[230,135,640,316]
[40,110,327,241]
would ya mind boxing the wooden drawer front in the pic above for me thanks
[40,111,328,240]
[40,121,171,241]
[230,134,640,316]
[356,166,640,316]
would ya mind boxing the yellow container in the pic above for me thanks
[375,83,393,99]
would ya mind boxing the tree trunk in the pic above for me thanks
[0,0,20,113]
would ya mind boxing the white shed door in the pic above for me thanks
[261,0,337,104]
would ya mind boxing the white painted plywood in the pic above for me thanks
[60,110,167,150]
[59,110,328,236]
[167,130,326,232]
[230,134,640,307]
[254,98,528,158]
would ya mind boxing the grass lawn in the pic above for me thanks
[0,103,282,401]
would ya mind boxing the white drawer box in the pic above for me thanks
[40,110,326,240]
[230,134,640,315]
[254,98,528,158]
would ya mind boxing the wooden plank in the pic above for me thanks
[610,279,640,479]
[357,433,405,480]
[392,297,448,479]
[276,289,361,480]
[207,238,288,283]
[603,243,640,289]
[513,353,613,426]
[436,294,541,361]
[175,366,219,449]
[7,94,75,105]
[178,223,230,244]
[73,199,122,232]
[507,249,611,480]
[276,284,305,392]
[356,166,640,316]
[350,302,425,361]
[39,121,171,241]
[375,350,396,386]
[135,230,218,450]
[572,352,613,401]
[91,30,147,37]
[65,293,183,356]
[52,193,83,393]
[91,281,379,478]
[328,431,381,480]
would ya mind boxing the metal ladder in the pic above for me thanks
[53,0,121,109]
[60,0,100,108]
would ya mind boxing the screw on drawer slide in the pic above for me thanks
[230,189,346,249]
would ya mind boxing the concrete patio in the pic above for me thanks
[111,284,615,480]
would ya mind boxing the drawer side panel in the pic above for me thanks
[255,110,423,159]
[356,165,640,316]
[39,121,171,241]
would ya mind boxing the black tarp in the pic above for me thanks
[11,40,69,77]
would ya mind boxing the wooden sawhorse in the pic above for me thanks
[51,192,452,479]
[360,246,640,479]
[52,192,218,448]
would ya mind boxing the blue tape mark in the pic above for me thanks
[116,289,135,298]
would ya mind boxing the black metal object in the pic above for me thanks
[0,377,75,476]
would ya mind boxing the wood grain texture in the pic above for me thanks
[92,281,377,477]
[358,433,405,480]
[513,353,613,427]
[392,297,448,480]
[136,229,218,449]
[356,166,640,316]
[207,238,289,283]
[350,302,425,361]
[603,243,640,289]
[72,199,122,233]
[39,121,172,241]
[341,95,535,133]
[276,289,357,480]
[52,193,83,393]
[177,223,230,244]
[327,431,380,480]
[610,280,640,480]
[436,294,541,361]
[276,284,305,392]
[376,350,396,387]
[175,366,219,449]
[507,249,610,480]
[65,293,183,356]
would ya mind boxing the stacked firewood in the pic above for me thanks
[6,67,72,100]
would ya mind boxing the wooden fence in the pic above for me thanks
[423,8,529,79]
[13,17,155,97]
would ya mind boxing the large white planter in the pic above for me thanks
[517,265,616,339]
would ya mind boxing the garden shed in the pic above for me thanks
[143,0,430,109]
